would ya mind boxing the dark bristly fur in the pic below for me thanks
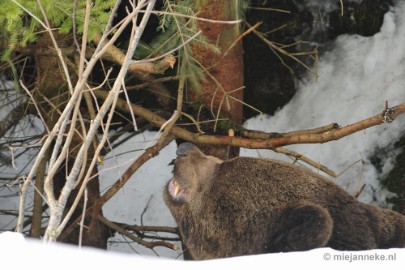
[164,144,405,260]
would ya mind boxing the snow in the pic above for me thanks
[242,1,405,205]
[0,232,404,269]
[1,0,405,264]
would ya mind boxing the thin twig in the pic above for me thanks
[34,0,73,92]
[98,215,179,251]
[15,176,29,233]
[141,10,242,24]
[78,188,88,248]
[78,0,92,78]
[181,111,205,134]
[274,147,337,177]
[0,101,27,139]
[120,224,178,235]
[94,63,186,209]
[140,195,153,226]
[248,7,291,13]
[245,20,318,78]
[122,78,138,131]
[94,0,122,55]
[133,30,202,64]
[20,81,50,133]
[72,0,80,51]
[222,22,262,58]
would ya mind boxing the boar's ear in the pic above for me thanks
[176,142,197,157]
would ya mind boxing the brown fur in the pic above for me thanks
[164,144,405,260]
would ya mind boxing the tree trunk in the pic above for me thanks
[190,0,244,159]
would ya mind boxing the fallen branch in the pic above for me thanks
[94,89,405,149]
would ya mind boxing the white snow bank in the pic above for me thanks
[0,232,403,270]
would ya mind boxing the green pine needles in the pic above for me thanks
[136,0,217,92]
[0,0,116,60]
[137,0,247,92]
[1,0,248,92]
[150,0,249,91]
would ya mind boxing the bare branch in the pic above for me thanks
[0,102,27,139]
[92,34,177,74]
[133,30,201,64]
[95,66,185,209]
[241,123,339,139]
[43,0,158,242]
[120,224,178,235]
[274,147,337,177]
[20,82,49,133]
[141,10,242,24]
[78,189,88,247]
[98,215,180,251]
[245,20,318,78]
[15,177,30,233]
[95,89,405,149]
[78,0,92,78]
[30,147,50,237]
